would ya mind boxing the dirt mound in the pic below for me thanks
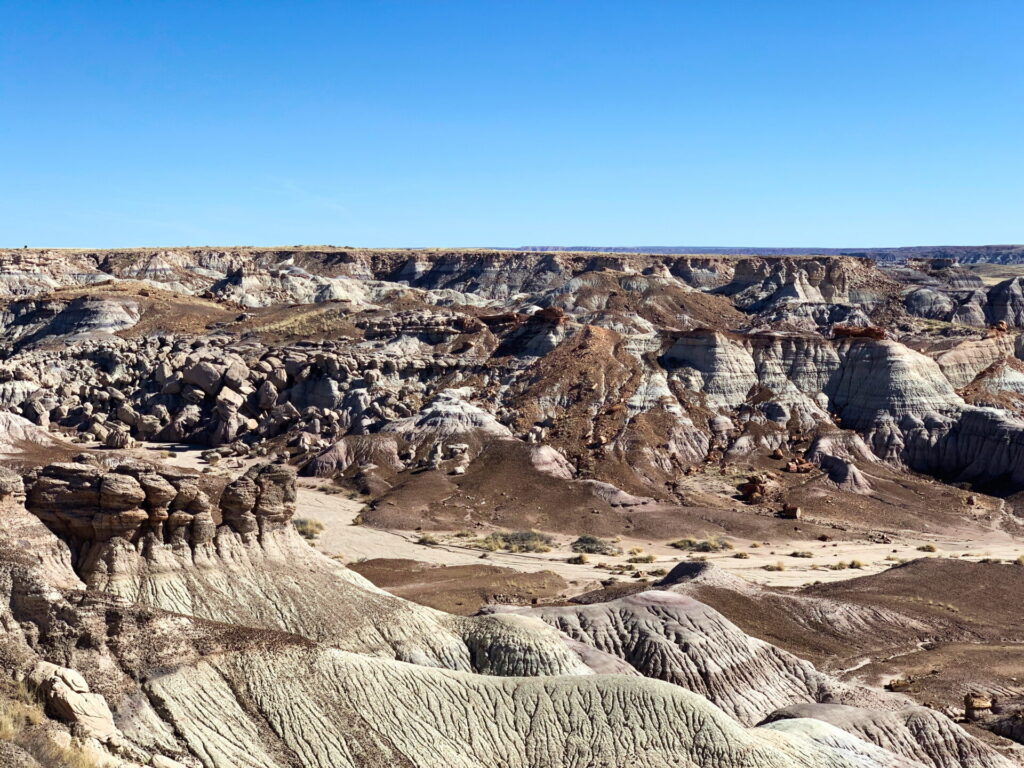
[348,558,568,615]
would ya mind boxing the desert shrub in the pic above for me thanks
[481,531,554,553]
[0,682,40,741]
[570,535,622,555]
[566,554,588,565]
[415,533,439,546]
[669,537,697,550]
[293,518,325,540]
[627,554,655,564]
[916,544,937,553]
[0,680,99,768]
[828,561,849,570]
[849,559,865,569]
[648,567,668,576]
[789,551,813,559]
[20,734,101,768]
[762,562,786,572]
[669,536,732,553]
[732,552,750,559]
[1016,555,1024,566]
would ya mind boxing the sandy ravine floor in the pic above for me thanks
[137,444,1024,590]
[293,481,1024,589]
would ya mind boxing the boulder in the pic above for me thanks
[182,360,223,396]
[28,662,118,742]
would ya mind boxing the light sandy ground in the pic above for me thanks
[135,443,258,473]
[127,446,1024,590]
[294,479,1024,589]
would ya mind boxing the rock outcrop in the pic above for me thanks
[500,590,872,726]
[23,460,595,679]
[763,703,1015,768]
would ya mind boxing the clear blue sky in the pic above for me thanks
[2,1,1022,248]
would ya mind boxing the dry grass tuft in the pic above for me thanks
[293,518,325,539]
[0,679,100,768]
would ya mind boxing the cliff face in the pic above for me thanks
[0,246,886,309]
[902,276,1024,329]
[22,460,593,678]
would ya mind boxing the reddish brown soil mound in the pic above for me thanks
[348,558,568,615]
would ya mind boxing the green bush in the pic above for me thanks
[669,536,732,553]
[570,535,622,555]
[481,530,554,553]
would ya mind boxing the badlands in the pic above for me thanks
[2,246,1024,766]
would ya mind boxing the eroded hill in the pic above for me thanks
[1,247,1024,767]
